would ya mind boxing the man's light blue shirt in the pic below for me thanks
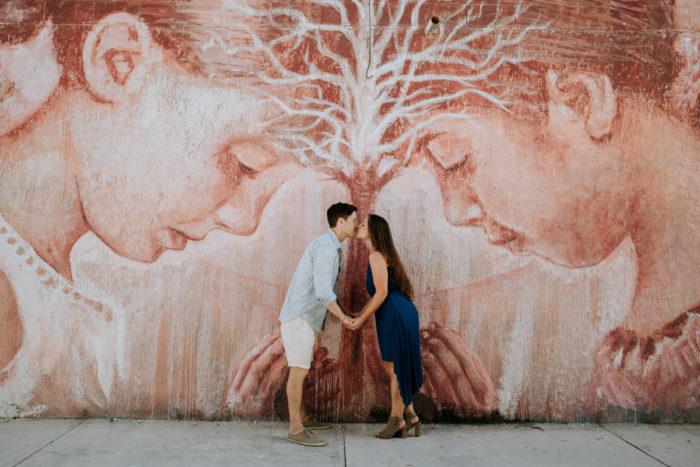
[279,229,342,332]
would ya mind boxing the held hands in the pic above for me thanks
[340,313,355,329]
[341,314,355,329]
[341,314,364,330]
[348,318,363,331]
[347,315,364,331]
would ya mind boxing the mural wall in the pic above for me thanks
[1,0,698,422]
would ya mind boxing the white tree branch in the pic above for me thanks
[236,0,541,174]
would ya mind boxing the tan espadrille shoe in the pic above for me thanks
[287,429,326,447]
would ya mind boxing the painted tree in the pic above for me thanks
[200,0,545,205]
[217,0,546,420]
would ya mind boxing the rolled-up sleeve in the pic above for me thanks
[313,245,338,307]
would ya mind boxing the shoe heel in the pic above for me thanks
[414,422,421,437]
[392,425,406,438]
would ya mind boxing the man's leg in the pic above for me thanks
[298,379,332,430]
[299,380,308,423]
[281,317,326,445]
[286,365,325,446]
[287,366,308,434]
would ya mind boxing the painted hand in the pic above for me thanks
[419,322,497,419]
[221,332,288,418]
[587,308,700,410]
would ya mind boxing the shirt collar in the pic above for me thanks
[328,229,342,250]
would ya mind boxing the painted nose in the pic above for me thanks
[442,181,483,227]
[211,204,256,236]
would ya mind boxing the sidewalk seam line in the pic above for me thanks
[13,420,84,466]
[601,426,670,467]
[342,423,347,467]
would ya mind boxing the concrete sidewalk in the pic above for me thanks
[1,419,698,467]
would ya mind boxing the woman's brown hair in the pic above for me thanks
[368,214,413,301]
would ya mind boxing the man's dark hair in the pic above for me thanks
[327,203,357,228]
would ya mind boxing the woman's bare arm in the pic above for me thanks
[351,251,389,329]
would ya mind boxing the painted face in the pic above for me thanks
[71,50,297,262]
[427,107,634,268]
[356,218,370,241]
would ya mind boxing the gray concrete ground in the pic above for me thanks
[1,419,698,467]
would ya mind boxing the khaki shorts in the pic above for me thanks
[280,317,316,369]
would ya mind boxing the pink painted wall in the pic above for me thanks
[1,0,698,422]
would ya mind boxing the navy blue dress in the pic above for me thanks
[366,264,423,406]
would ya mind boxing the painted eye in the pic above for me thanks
[238,160,258,175]
[427,131,474,171]
[216,142,279,183]
[228,142,278,174]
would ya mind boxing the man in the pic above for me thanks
[279,202,357,446]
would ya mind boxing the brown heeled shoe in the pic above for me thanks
[404,411,421,437]
[375,416,407,439]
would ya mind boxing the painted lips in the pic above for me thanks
[469,216,526,254]
[491,231,525,254]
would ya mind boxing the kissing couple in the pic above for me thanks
[278,203,424,447]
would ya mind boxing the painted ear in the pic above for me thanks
[82,12,159,102]
[546,70,617,140]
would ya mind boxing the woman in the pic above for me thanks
[420,0,700,417]
[350,214,423,438]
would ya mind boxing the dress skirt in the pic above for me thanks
[367,265,423,406]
